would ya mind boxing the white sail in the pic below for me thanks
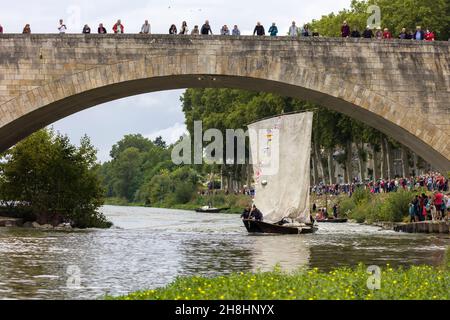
[248,112,313,224]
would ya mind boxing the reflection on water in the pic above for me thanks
[0,205,448,300]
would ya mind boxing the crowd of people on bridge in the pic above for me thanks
[0,19,443,41]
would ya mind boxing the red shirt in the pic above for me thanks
[0,26,3,33]
[113,23,124,34]
[425,32,435,41]
[383,31,392,39]
[434,193,444,205]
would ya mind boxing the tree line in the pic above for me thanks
[309,0,449,41]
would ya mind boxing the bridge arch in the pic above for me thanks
[0,35,448,171]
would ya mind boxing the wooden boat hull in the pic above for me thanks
[243,219,317,235]
[195,208,222,213]
[316,218,348,223]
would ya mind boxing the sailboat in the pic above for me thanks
[243,112,318,235]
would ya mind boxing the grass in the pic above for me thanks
[111,263,449,300]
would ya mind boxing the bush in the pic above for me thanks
[174,182,196,204]
[339,196,356,217]
[379,190,415,222]
[69,209,113,229]
[344,189,416,223]
[352,187,372,206]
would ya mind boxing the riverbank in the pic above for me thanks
[104,195,249,214]
[0,216,74,230]
[112,262,449,300]
[313,189,449,225]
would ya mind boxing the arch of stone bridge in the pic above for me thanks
[0,55,448,172]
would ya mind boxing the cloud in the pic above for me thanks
[145,122,187,145]
[1,0,352,34]
[4,0,354,162]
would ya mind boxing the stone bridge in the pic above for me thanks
[0,35,449,171]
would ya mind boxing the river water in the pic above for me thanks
[0,205,448,300]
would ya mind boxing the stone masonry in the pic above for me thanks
[0,35,449,171]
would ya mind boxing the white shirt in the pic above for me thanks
[58,24,67,33]
[141,24,151,34]
[289,25,298,37]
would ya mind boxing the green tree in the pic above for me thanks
[309,0,449,40]
[0,129,110,228]
[111,147,143,202]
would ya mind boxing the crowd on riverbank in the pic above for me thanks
[311,173,449,196]
[410,191,449,222]
[0,19,443,41]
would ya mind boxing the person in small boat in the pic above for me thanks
[316,209,323,220]
[241,207,251,220]
[250,205,263,221]
[333,204,339,219]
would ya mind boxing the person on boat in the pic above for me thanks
[323,208,329,219]
[250,205,263,221]
[333,204,339,219]
[316,209,322,221]
[241,207,251,220]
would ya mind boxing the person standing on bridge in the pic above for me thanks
[375,27,383,39]
[169,24,177,35]
[140,20,151,34]
[382,28,393,39]
[22,24,31,34]
[341,21,350,37]
[268,23,278,36]
[413,26,425,40]
[362,26,374,38]
[220,25,230,35]
[351,27,361,38]
[113,20,124,34]
[191,25,200,35]
[0,24,3,34]
[82,24,91,34]
[289,21,298,37]
[398,28,411,39]
[253,22,265,36]
[425,29,435,41]
[301,24,310,37]
[58,19,67,34]
[98,23,107,34]
[232,25,241,36]
[201,20,213,35]
[179,21,189,35]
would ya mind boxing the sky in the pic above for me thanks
[1,0,352,162]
